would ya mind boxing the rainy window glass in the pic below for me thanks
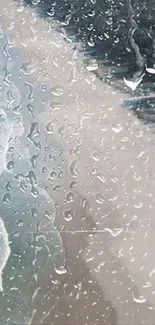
[0,0,155,324]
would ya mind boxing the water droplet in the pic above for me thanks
[27,103,35,118]
[31,0,40,5]
[52,185,60,192]
[20,58,38,75]
[92,151,100,161]
[134,202,143,209]
[50,171,57,179]
[47,7,55,17]
[20,180,27,192]
[54,265,67,275]
[27,170,37,185]
[7,160,14,170]
[87,34,95,47]
[96,172,106,183]
[132,292,146,304]
[16,219,24,227]
[86,59,98,71]
[51,85,64,96]
[81,198,88,209]
[58,126,65,136]
[2,192,11,204]
[30,154,39,169]
[5,182,11,191]
[64,208,74,221]
[58,170,63,179]
[69,181,77,189]
[27,123,39,142]
[104,228,123,237]
[112,125,123,133]
[13,102,23,115]
[31,208,38,218]
[69,159,79,178]
[66,192,74,203]
[95,192,105,204]
[30,186,39,198]
[46,121,53,134]
[44,210,53,220]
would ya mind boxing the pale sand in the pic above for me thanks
[0,1,155,324]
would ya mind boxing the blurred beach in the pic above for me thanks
[0,1,155,324]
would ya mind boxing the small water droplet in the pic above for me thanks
[92,151,100,161]
[95,192,105,204]
[30,186,39,198]
[87,34,95,47]
[30,154,39,169]
[2,192,11,204]
[96,172,106,183]
[51,85,64,96]
[54,265,67,275]
[20,180,27,192]
[27,103,35,118]
[104,227,123,237]
[132,292,146,304]
[64,208,74,221]
[134,202,143,209]
[5,182,11,191]
[27,123,39,142]
[52,185,60,192]
[47,7,55,17]
[86,59,98,71]
[31,0,40,4]
[66,192,74,203]
[69,181,77,189]
[16,219,24,227]
[69,159,79,178]
[50,171,57,179]
[81,198,88,209]
[58,170,63,179]
[58,126,65,136]
[7,160,14,170]
[112,125,123,133]
[46,121,53,134]
[27,170,37,185]
[44,210,53,220]
[31,208,38,218]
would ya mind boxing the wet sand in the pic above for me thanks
[0,1,155,324]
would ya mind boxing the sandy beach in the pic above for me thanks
[0,1,155,324]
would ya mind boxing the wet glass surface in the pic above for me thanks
[0,0,155,324]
